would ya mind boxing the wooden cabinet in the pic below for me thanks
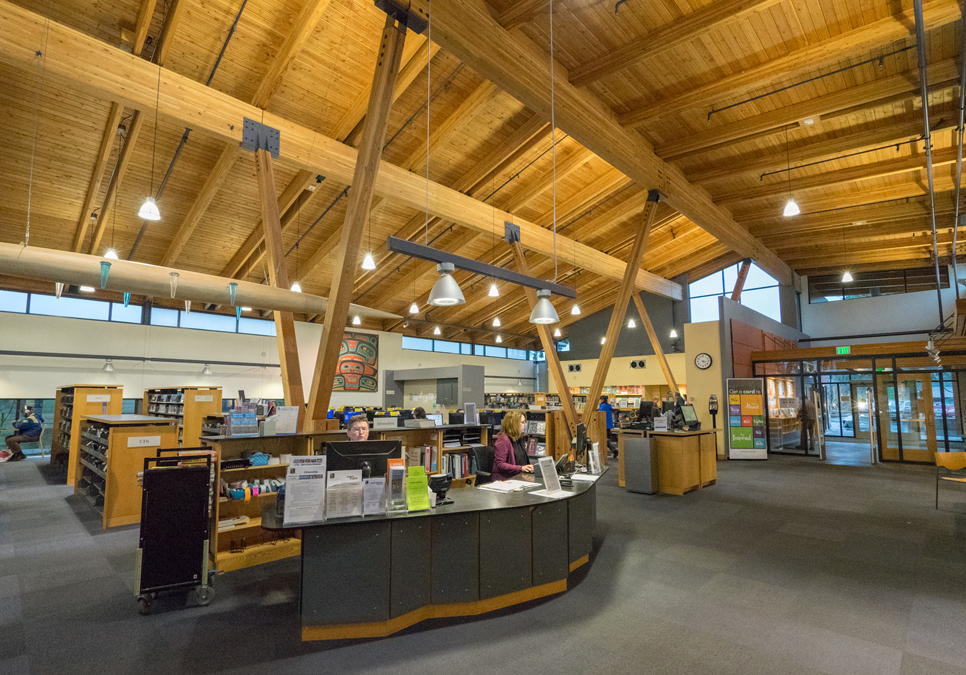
[75,415,178,528]
[649,431,717,496]
[52,385,124,486]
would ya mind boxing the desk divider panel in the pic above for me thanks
[390,519,432,619]
[479,507,532,600]
[301,521,391,625]
[431,513,480,605]
[568,489,593,564]
[531,501,569,585]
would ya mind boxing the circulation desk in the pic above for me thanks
[618,429,716,495]
[262,469,605,641]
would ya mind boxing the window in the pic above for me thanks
[433,340,460,354]
[808,266,949,304]
[180,310,236,333]
[111,302,142,324]
[402,336,434,352]
[0,290,27,313]
[239,317,277,336]
[485,346,507,358]
[689,262,780,323]
[460,343,472,355]
[474,344,486,356]
[150,307,179,327]
[507,348,528,360]
[29,294,111,321]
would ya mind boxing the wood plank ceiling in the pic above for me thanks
[0,0,962,349]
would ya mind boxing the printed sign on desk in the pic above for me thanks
[726,378,767,460]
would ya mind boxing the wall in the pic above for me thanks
[800,267,957,347]
[0,312,537,405]
[550,353,688,392]
[684,321,725,456]
[717,296,809,387]
[563,284,688,361]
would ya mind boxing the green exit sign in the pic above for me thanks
[836,346,851,355]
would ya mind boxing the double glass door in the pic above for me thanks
[876,373,937,462]
[822,380,872,440]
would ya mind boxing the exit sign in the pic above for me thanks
[836,346,851,355]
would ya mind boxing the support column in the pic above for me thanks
[509,240,578,434]
[730,258,751,302]
[632,292,679,393]
[307,15,407,425]
[583,191,662,418]
[255,148,306,430]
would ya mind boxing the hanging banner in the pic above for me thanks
[726,378,767,460]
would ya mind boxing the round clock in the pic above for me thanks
[694,353,713,370]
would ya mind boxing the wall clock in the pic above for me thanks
[694,353,713,370]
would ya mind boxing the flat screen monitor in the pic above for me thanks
[662,400,674,413]
[574,422,588,459]
[680,404,698,424]
[637,401,654,420]
[425,413,443,426]
[325,440,402,479]
[343,410,360,424]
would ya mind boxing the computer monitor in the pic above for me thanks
[662,400,674,413]
[574,422,588,461]
[680,404,698,424]
[637,401,654,421]
[325,440,402,479]
[343,410,361,424]
[425,413,443,426]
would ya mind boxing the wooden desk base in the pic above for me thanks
[649,431,717,496]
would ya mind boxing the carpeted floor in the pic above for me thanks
[3,455,966,675]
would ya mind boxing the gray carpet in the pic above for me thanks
[2,455,966,675]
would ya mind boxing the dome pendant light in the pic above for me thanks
[102,359,115,372]
[842,271,853,283]
[104,248,119,260]
[428,262,465,306]
[352,315,361,325]
[529,289,559,325]
[493,317,501,327]
[410,302,419,314]
[669,328,678,339]
[433,325,441,335]
[553,328,561,338]
[783,199,800,217]
[495,335,502,343]
[781,127,799,218]
[291,281,302,293]
[628,318,636,328]
[362,253,376,271]
[139,196,161,221]
[488,283,499,297]
[571,303,581,316]
[202,364,212,376]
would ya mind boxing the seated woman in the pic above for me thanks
[412,407,427,420]
[492,410,533,481]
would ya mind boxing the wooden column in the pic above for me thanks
[583,192,662,418]
[307,15,407,424]
[730,258,752,301]
[509,240,578,434]
[255,148,306,430]
[632,292,679,393]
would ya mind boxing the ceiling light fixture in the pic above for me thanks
[139,58,164,221]
[669,328,678,339]
[782,128,800,217]
[529,289,559,324]
[493,317,501,327]
[138,196,161,221]
[241,307,252,312]
[600,337,606,345]
[202,364,212,376]
[292,193,303,294]
[410,302,419,314]
[433,325,441,335]
[488,283,499,297]
[290,281,302,293]
[362,252,376,271]
[842,271,853,283]
[628,318,636,328]
[79,286,95,293]
[104,248,119,260]
[102,359,115,372]
[553,328,561,337]
[352,316,361,325]
[428,262,465,306]
[496,335,502,343]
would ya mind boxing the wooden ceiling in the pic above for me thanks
[0,0,962,349]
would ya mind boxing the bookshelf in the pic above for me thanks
[483,393,561,409]
[75,415,178,528]
[144,387,223,447]
[52,385,124,486]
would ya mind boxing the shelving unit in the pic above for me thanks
[144,387,223,447]
[75,415,178,528]
[52,385,124,486]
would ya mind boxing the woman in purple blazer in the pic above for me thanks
[492,410,533,481]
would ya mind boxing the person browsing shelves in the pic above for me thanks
[492,410,533,481]
[345,414,369,442]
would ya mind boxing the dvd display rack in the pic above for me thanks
[143,387,223,446]
[52,385,124,486]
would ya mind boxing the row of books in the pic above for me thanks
[406,445,437,473]
[442,452,477,479]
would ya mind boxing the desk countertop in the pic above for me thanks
[84,415,178,426]
[648,430,716,437]
[262,467,608,530]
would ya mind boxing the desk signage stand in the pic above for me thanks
[532,457,568,498]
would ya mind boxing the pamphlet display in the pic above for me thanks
[387,459,406,513]
[727,377,767,460]
[406,466,431,511]
[363,477,386,516]
[283,456,327,526]
[325,470,364,520]
[587,443,601,474]
[275,406,299,434]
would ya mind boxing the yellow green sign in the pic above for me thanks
[836,346,850,355]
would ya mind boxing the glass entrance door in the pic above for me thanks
[896,373,937,462]
[852,382,872,442]
[823,382,855,438]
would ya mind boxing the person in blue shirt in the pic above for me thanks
[3,406,43,462]
[599,396,618,458]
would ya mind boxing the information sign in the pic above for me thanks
[726,378,767,460]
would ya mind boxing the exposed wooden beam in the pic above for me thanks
[619,0,961,128]
[255,148,306,430]
[429,0,792,286]
[71,102,124,252]
[509,240,577,432]
[153,0,184,66]
[307,16,406,423]
[569,0,782,88]
[583,194,660,418]
[655,59,960,159]
[131,0,158,57]
[498,0,564,31]
[730,259,751,302]
[0,0,682,300]
[632,292,679,393]
[88,110,145,255]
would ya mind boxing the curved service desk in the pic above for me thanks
[263,470,605,641]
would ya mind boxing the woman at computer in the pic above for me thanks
[413,407,427,420]
[492,410,533,481]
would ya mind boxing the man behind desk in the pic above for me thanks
[346,414,369,442]
[2,406,43,462]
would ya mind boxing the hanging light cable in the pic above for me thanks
[362,209,376,270]
[138,57,162,221]
[291,193,303,292]
[571,238,580,315]
[410,262,419,314]
[782,127,800,217]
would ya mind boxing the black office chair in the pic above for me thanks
[473,446,495,485]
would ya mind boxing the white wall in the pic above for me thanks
[0,312,537,404]
[801,269,957,346]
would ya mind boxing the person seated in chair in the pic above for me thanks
[2,406,44,462]
[492,410,533,481]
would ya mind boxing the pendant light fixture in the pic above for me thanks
[291,281,302,293]
[202,364,212,376]
[600,337,606,345]
[102,359,115,372]
[493,317,501,327]
[104,248,119,260]
[488,282,499,297]
[361,210,376,270]
[669,328,678,339]
[79,286,95,293]
[291,193,303,292]
[529,289,560,324]
[433,325,441,336]
[571,239,581,315]
[841,223,853,283]
[496,335,502,343]
[410,262,419,314]
[842,271,854,283]
[139,57,163,221]
[428,262,465,306]
[782,127,800,217]
[553,328,561,338]
[628,318,636,328]
[352,316,361,325]
[105,144,121,259]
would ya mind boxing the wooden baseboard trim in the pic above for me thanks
[569,554,589,572]
[301,579,568,641]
